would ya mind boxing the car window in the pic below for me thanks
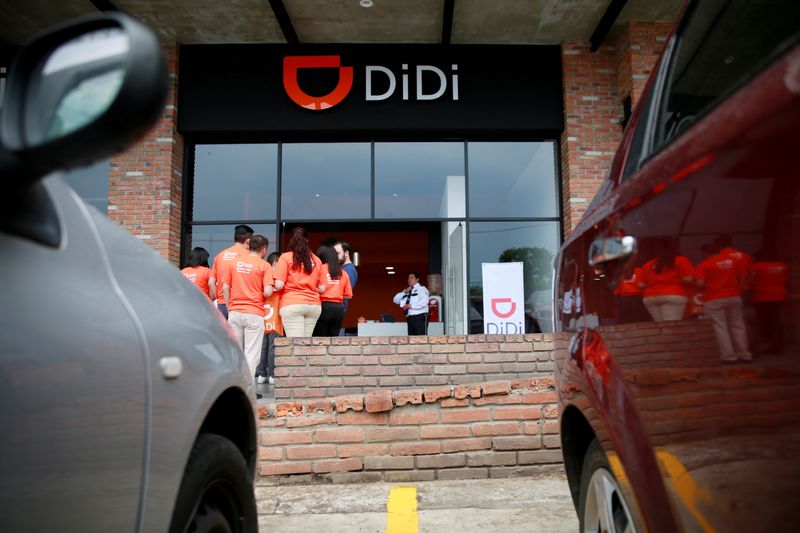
[620,89,656,182]
[654,0,800,150]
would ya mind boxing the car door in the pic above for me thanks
[0,177,148,532]
[579,1,800,531]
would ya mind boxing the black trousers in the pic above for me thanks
[407,313,428,336]
[313,301,345,337]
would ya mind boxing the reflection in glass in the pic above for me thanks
[469,221,560,333]
[63,158,110,212]
[188,224,277,268]
[468,142,557,218]
[193,144,277,221]
[375,142,465,218]
[282,143,371,220]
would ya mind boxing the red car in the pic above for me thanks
[554,1,800,531]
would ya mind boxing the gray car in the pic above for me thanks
[0,13,258,532]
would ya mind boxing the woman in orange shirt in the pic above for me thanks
[637,241,695,321]
[180,247,212,300]
[273,227,326,337]
[751,250,788,355]
[313,245,353,337]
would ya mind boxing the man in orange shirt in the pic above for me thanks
[751,251,788,355]
[209,224,253,319]
[257,252,283,385]
[697,242,751,363]
[221,234,273,380]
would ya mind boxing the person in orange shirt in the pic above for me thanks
[313,245,353,337]
[180,247,212,299]
[257,252,283,385]
[208,224,254,319]
[613,265,647,324]
[751,250,789,355]
[221,234,274,379]
[715,234,752,288]
[274,227,326,337]
[696,241,751,363]
[637,240,695,321]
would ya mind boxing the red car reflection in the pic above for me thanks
[554,1,800,531]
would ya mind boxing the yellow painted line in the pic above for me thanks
[656,449,718,533]
[386,485,419,533]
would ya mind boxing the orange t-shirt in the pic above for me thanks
[222,255,274,316]
[639,256,694,297]
[211,244,246,303]
[274,252,324,307]
[263,292,284,335]
[720,247,752,288]
[320,266,353,304]
[751,261,788,302]
[180,266,212,299]
[696,254,743,302]
[614,268,642,296]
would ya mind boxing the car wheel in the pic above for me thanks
[169,434,257,533]
[578,439,636,533]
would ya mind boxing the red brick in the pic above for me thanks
[379,355,413,365]
[363,345,395,355]
[448,353,482,363]
[420,425,471,439]
[313,458,364,473]
[364,455,415,470]
[415,453,467,469]
[511,378,533,390]
[473,395,523,406]
[345,355,379,365]
[308,377,343,388]
[390,442,442,456]
[294,346,328,356]
[285,414,336,428]
[543,422,560,434]
[276,402,303,417]
[493,407,542,420]
[393,389,423,406]
[441,399,470,408]
[424,386,452,403]
[441,409,490,423]
[291,367,325,377]
[365,427,420,442]
[305,399,334,414]
[454,384,482,400]
[326,366,361,376]
[520,391,558,404]
[493,436,543,451]
[258,418,286,428]
[337,411,389,425]
[286,444,337,460]
[471,422,521,436]
[365,390,393,413]
[543,435,562,449]
[315,428,365,443]
[517,450,563,464]
[328,346,363,355]
[338,443,388,458]
[260,430,312,446]
[523,422,540,435]
[335,395,365,413]
[483,381,512,395]
[543,405,559,418]
[363,367,397,376]
[466,451,517,467]
[442,438,492,453]
[259,462,312,476]
[258,447,283,461]
[389,410,439,425]
[308,356,344,366]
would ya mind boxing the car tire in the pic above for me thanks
[578,438,636,533]
[169,433,257,533]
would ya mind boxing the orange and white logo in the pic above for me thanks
[283,55,353,111]
[490,297,517,319]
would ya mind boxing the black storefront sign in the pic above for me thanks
[178,44,563,140]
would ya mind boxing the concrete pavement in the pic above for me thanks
[256,474,578,532]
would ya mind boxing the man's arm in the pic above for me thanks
[222,283,231,308]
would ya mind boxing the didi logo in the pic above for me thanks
[490,298,517,319]
[283,55,353,111]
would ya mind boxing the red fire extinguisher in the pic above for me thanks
[428,295,442,322]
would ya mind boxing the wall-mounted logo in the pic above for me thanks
[490,298,517,319]
[283,55,354,110]
[283,55,459,111]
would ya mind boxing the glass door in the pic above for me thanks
[444,221,467,335]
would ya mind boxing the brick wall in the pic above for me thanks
[108,44,184,266]
[258,377,564,483]
[274,334,557,400]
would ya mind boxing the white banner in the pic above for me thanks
[481,262,525,335]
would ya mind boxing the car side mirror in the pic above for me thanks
[0,12,168,187]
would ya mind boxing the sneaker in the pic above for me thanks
[738,353,753,362]
[268,376,275,385]
[257,375,268,384]
[721,355,738,364]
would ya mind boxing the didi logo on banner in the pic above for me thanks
[283,55,354,110]
[490,298,517,319]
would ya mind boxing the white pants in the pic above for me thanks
[280,303,322,337]
[228,311,264,377]
[643,295,687,321]
[703,296,749,359]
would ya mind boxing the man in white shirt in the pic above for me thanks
[393,272,430,335]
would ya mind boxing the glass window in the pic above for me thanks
[193,144,277,221]
[281,143,371,220]
[655,0,800,148]
[375,142,465,218]
[468,221,560,333]
[63,158,109,213]
[468,142,557,218]
[187,224,277,267]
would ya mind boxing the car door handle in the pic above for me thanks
[588,236,637,266]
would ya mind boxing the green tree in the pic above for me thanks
[498,246,553,293]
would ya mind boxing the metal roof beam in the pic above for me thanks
[268,0,299,45]
[589,0,628,51]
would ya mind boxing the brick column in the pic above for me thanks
[107,44,184,266]
[615,22,673,107]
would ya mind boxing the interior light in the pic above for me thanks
[388,271,396,275]
[314,193,320,197]
[385,266,394,270]
[360,0,374,7]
